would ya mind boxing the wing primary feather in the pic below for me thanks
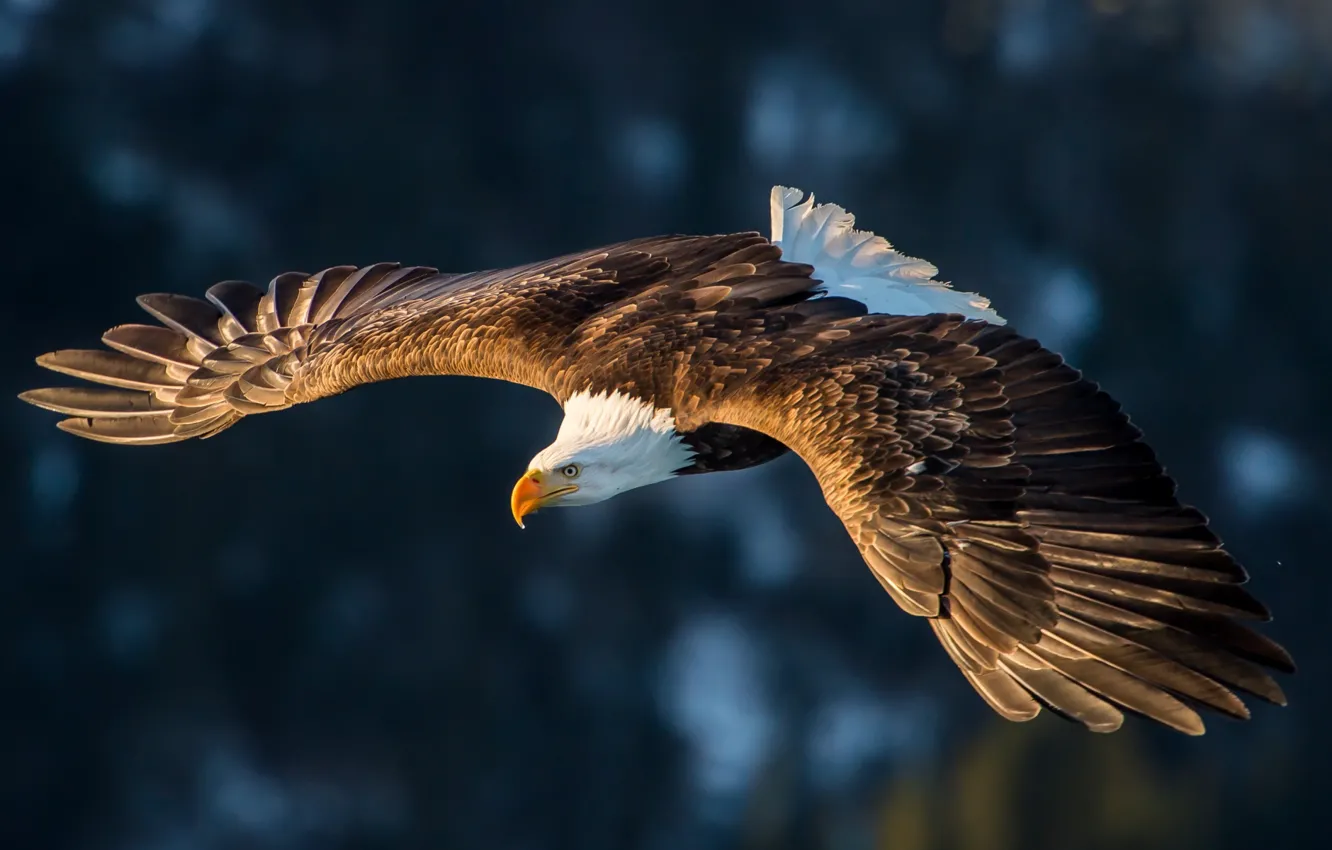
[36,350,179,391]
[19,387,172,418]
[56,416,186,445]
[135,293,225,346]
[306,266,361,323]
[102,325,199,369]
[205,281,264,340]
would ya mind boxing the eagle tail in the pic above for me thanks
[768,185,1005,324]
[936,322,1292,734]
[20,264,439,444]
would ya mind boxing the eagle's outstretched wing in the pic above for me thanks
[691,313,1291,734]
[19,235,774,444]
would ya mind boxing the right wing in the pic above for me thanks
[19,235,767,444]
[700,314,1291,734]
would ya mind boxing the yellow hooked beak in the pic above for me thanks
[510,469,578,528]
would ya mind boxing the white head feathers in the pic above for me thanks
[526,390,696,505]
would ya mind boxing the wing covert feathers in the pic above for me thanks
[708,315,1291,735]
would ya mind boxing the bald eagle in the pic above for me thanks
[21,186,1291,735]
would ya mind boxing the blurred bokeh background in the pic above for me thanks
[3,1,1328,848]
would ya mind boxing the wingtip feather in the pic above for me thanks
[55,416,188,445]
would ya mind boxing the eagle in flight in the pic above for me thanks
[21,186,1292,735]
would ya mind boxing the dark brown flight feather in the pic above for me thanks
[20,232,1292,734]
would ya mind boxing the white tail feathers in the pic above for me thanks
[769,186,1005,324]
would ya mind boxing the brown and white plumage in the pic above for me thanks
[20,186,1292,735]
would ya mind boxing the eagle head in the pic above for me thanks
[510,390,695,526]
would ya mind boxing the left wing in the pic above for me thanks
[19,236,766,444]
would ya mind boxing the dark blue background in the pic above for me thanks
[3,1,1326,848]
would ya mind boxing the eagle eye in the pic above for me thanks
[561,463,581,479]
